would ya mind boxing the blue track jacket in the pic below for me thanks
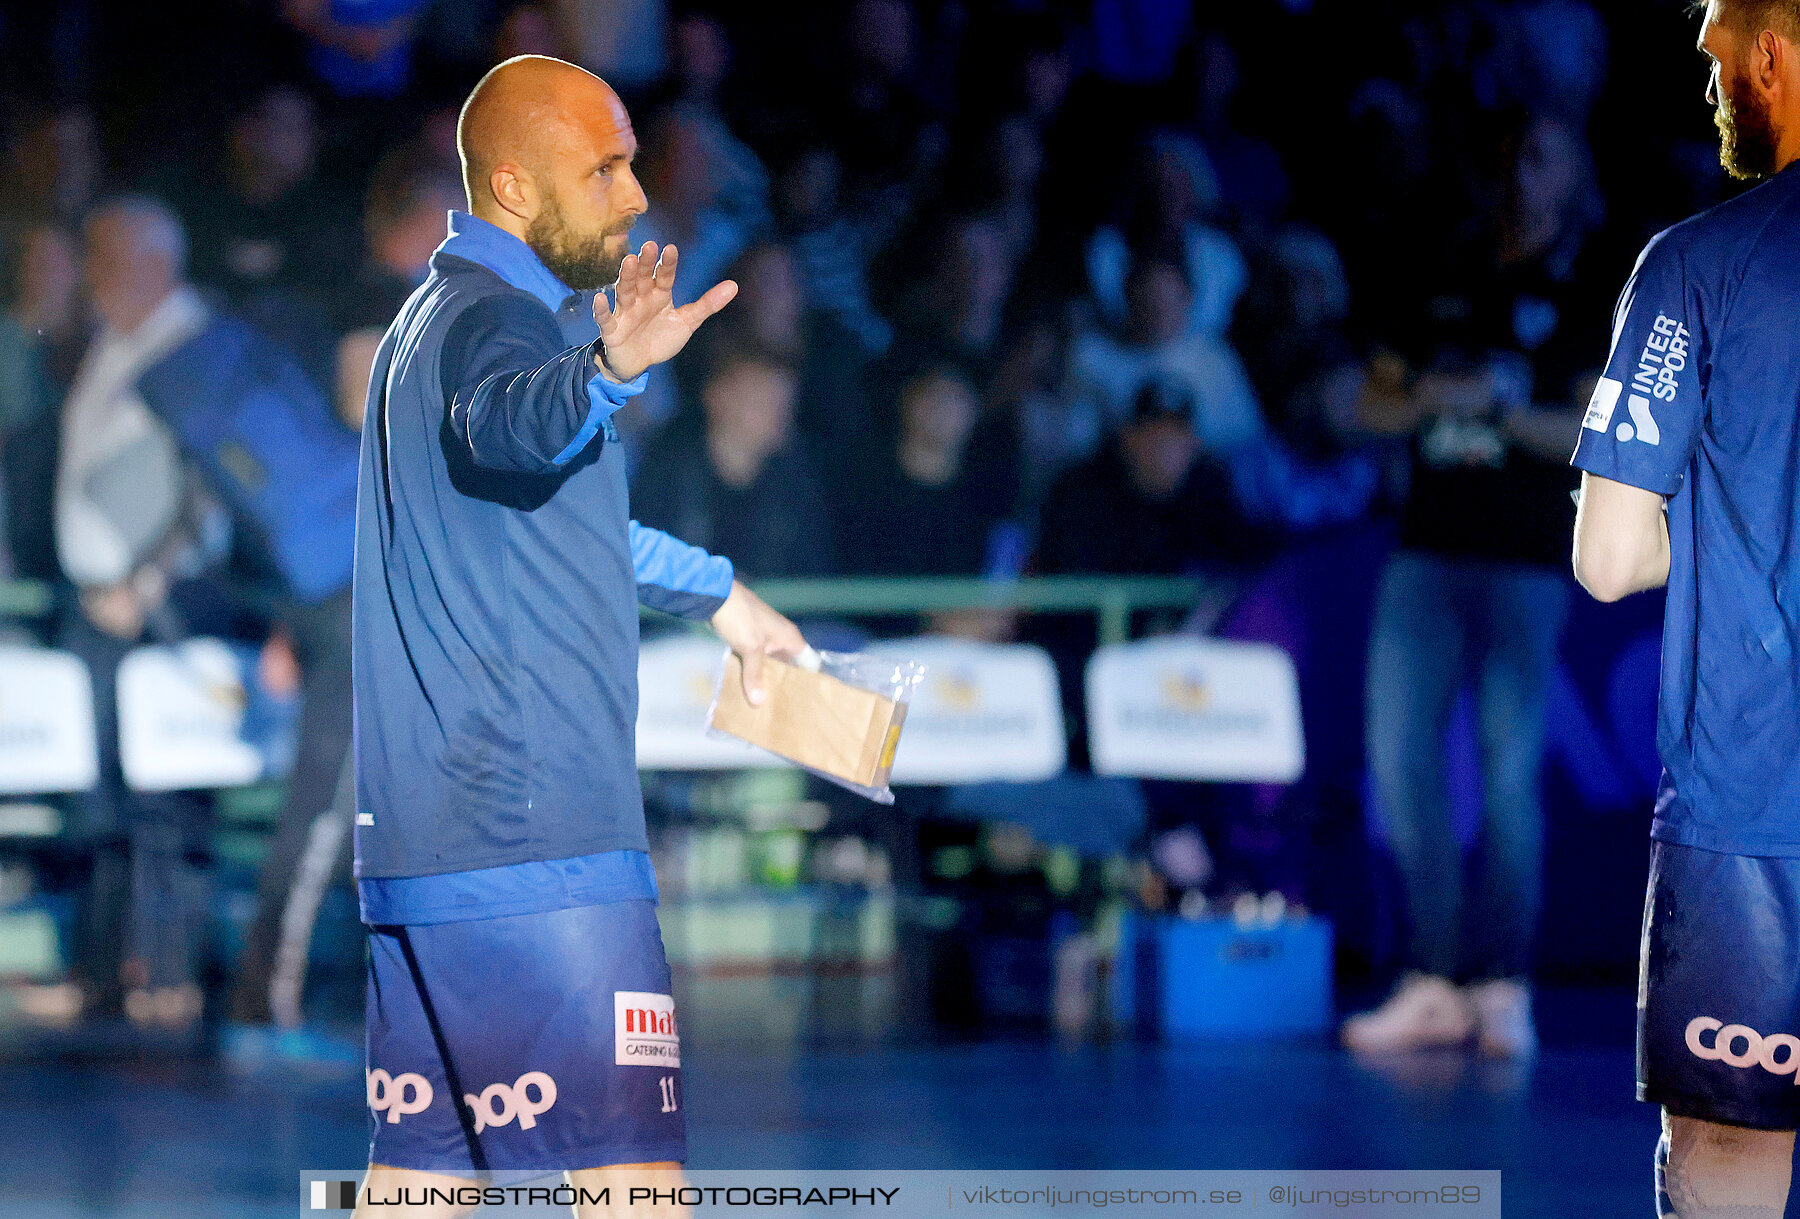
[352,211,732,922]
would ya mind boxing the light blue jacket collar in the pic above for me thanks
[435,210,576,312]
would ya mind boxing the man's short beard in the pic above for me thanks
[1717,66,1781,181]
[525,190,631,290]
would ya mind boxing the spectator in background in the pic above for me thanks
[630,104,767,309]
[8,221,88,393]
[330,145,463,429]
[1087,132,1246,340]
[0,232,37,590]
[942,113,1045,271]
[1072,251,1262,457]
[624,80,772,441]
[1500,0,1609,126]
[1021,26,1072,125]
[987,303,1098,516]
[181,87,344,299]
[645,14,766,219]
[1179,32,1290,228]
[173,86,356,385]
[1341,112,1604,1059]
[825,0,944,227]
[280,0,429,100]
[632,350,835,579]
[1087,0,1192,87]
[885,212,1018,375]
[698,242,872,476]
[1037,376,1270,578]
[22,198,231,1031]
[772,143,891,353]
[662,10,734,115]
[553,0,667,91]
[843,365,1008,578]
[1,221,86,583]
[493,2,564,61]
[0,106,103,227]
[1030,375,1270,733]
[1324,79,1444,338]
[1227,226,1382,534]
[56,201,223,628]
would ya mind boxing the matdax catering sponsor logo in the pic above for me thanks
[1686,1017,1800,1081]
[616,991,680,1066]
[368,1068,434,1123]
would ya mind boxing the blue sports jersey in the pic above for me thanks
[1571,162,1800,856]
[353,212,733,895]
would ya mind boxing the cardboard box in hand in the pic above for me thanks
[711,654,907,790]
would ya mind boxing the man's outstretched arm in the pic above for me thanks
[629,522,807,705]
[444,239,734,475]
[443,293,642,474]
[1573,471,1670,602]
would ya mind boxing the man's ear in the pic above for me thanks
[1756,27,1787,92]
[488,164,536,222]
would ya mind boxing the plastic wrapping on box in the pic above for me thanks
[705,648,926,804]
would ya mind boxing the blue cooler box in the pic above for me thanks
[1113,911,1334,1038]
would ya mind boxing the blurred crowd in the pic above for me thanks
[0,0,1735,1044]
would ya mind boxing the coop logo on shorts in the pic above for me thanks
[367,1068,434,1123]
[616,991,680,1066]
[1686,1017,1800,1081]
[466,1071,558,1132]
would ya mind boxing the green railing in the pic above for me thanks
[0,580,52,620]
[740,576,1203,646]
[2,575,1206,646]
[2,573,1204,855]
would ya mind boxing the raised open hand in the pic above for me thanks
[593,241,738,383]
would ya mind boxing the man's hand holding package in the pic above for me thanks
[710,580,808,705]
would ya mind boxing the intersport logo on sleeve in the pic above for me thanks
[615,991,680,1067]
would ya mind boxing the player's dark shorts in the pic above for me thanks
[365,899,685,1174]
[1638,840,1800,1130]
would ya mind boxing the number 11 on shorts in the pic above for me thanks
[659,1075,678,1113]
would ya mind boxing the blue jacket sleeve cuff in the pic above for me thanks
[550,366,648,466]
[589,365,649,408]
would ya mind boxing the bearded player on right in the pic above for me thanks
[1572,2,1800,1215]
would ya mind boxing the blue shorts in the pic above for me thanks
[1638,841,1800,1130]
[365,900,686,1174]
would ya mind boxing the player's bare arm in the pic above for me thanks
[1572,472,1669,603]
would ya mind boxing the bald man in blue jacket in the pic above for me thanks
[349,55,806,1215]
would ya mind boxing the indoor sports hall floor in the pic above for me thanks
[0,983,1685,1219]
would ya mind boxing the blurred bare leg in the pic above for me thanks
[352,1164,480,1219]
[567,1161,688,1219]
[1659,1112,1793,1218]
